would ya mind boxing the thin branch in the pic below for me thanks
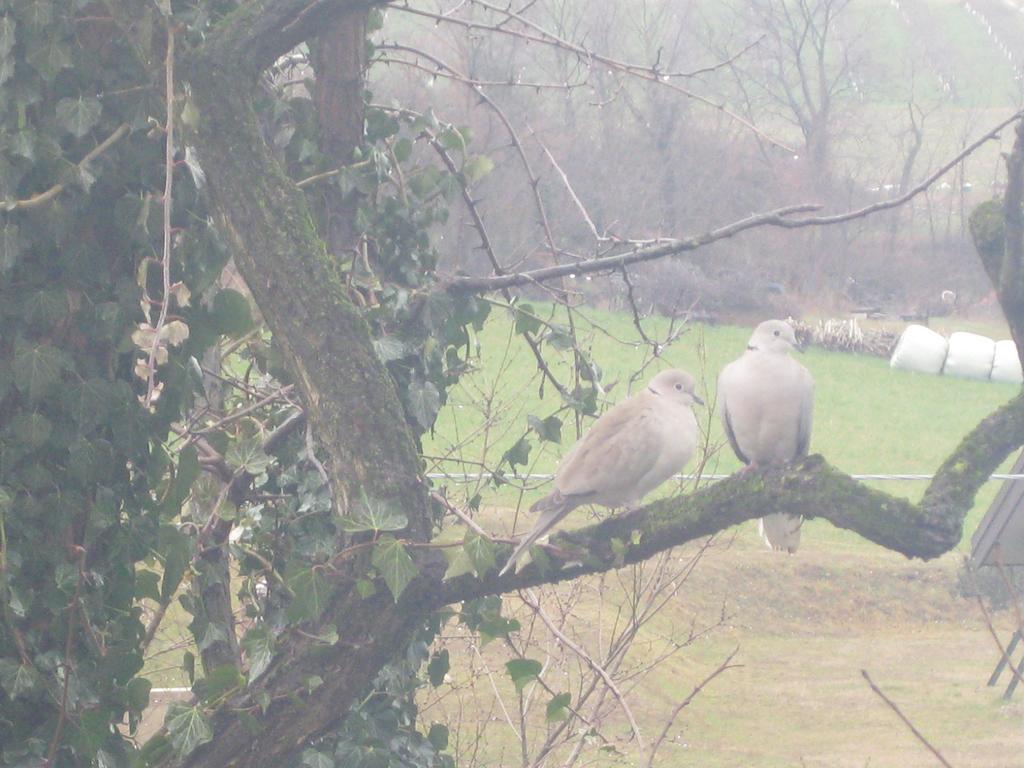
[448,108,1022,293]
[646,647,741,768]
[521,589,646,754]
[861,670,954,768]
[4,123,130,211]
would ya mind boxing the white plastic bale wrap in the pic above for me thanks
[991,340,1024,384]
[889,324,948,375]
[944,331,996,380]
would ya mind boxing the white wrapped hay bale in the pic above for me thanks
[944,331,996,380]
[991,340,1023,384]
[889,324,948,375]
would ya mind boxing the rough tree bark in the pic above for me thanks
[163,2,1024,767]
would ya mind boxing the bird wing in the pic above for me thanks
[718,365,750,465]
[795,367,814,459]
[555,394,663,501]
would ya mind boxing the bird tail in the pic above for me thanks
[498,492,574,576]
[758,513,802,554]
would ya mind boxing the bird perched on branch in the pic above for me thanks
[499,369,703,576]
[718,319,814,553]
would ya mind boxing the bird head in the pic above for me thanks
[747,319,801,354]
[648,368,704,406]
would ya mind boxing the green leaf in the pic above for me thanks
[428,723,449,751]
[371,537,418,602]
[0,658,40,698]
[0,223,22,272]
[501,436,531,471]
[527,414,562,443]
[544,324,574,351]
[56,95,102,138]
[462,531,496,576]
[13,341,67,402]
[406,379,441,430]
[164,703,213,758]
[301,749,335,768]
[164,445,200,514]
[225,435,272,475]
[546,692,572,722]
[372,336,407,363]
[427,649,449,687]
[211,289,254,338]
[338,491,407,533]
[464,155,494,184]
[505,659,542,693]
[135,569,161,603]
[513,303,542,335]
[286,566,330,622]
[241,625,275,683]
[10,412,51,449]
[65,378,114,434]
[159,525,191,603]
[125,677,152,714]
[392,138,413,163]
[196,664,244,704]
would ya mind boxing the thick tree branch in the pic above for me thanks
[440,391,1024,603]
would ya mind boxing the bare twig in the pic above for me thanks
[4,123,130,211]
[646,648,740,767]
[448,108,1023,293]
[521,589,646,754]
[861,670,954,768]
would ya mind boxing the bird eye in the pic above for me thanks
[675,383,683,390]
[773,330,780,337]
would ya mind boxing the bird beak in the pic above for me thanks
[692,393,705,406]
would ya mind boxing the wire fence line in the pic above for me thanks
[424,472,1024,483]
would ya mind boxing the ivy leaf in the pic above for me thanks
[10,412,52,449]
[13,341,68,403]
[406,379,441,431]
[371,537,418,602]
[464,155,494,184]
[125,677,152,715]
[546,692,572,722]
[65,378,114,434]
[159,525,191,604]
[461,531,496,576]
[427,649,449,687]
[135,569,161,603]
[338,492,407,533]
[428,723,449,751]
[527,414,562,443]
[501,436,531,471]
[0,223,23,272]
[301,750,335,768]
[513,303,542,335]
[505,659,542,693]
[56,95,102,138]
[0,658,40,698]
[225,435,272,475]
[241,625,275,683]
[164,703,213,757]
[286,566,330,622]
[443,548,475,581]
[544,324,574,351]
[211,289,253,338]
[372,336,407,364]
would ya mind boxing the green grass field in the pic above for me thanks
[414,306,1024,767]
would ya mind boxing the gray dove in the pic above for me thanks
[718,319,814,553]
[500,369,703,576]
